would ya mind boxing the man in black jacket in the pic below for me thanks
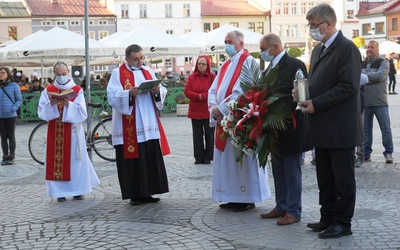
[259,33,307,226]
[299,3,361,239]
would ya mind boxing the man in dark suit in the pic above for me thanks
[388,52,397,94]
[299,3,361,238]
[259,34,307,226]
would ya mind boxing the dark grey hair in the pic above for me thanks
[53,61,69,72]
[125,44,143,57]
[306,3,337,25]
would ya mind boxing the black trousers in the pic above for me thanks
[191,119,214,162]
[0,117,17,156]
[315,147,356,228]
[388,73,396,92]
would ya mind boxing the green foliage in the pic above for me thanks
[150,59,163,64]
[288,47,302,58]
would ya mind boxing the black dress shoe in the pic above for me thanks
[318,224,352,239]
[232,203,255,212]
[130,199,141,206]
[73,195,85,200]
[219,202,239,209]
[144,196,160,203]
[307,222,331,232]
[203,160,211,164]
[57,197,66,202]
[194,160,203,164]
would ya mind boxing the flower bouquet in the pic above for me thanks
[221,65,293,167]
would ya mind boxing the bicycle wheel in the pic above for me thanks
[28,122,48,165]
[91,117,116,162]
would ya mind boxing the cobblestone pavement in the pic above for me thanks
[1,95,400,249]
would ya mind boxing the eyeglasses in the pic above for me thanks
[197,63,207,66]
[308,20,327,29]
[127,56,145,63]
[0,72,7,75]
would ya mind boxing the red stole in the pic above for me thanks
[119,64,170,159]
[215,52,249,152]
[45,84,81,181]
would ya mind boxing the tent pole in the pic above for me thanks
[84,0,92,160]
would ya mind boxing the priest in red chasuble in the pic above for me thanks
[38,62,100,202]
[107,44,170,206]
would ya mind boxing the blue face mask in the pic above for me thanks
[225,44,237,56]
[130,65,141,70]
[56,75,69,85]
[260,50,274,62]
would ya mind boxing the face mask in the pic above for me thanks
[56,75,69,85]
[310,28,324,41]
[260,50,274,62]
[225,44,237,56]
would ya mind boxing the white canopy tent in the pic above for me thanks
[99,27,202,58]
[188,24,264,54]
[379,41,400,55]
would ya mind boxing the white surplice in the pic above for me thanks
[107,64,167,146]
[208,50,271,203]
[38,79,100,198]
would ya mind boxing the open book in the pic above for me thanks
[47,89,77,99]
[138,79,161,93]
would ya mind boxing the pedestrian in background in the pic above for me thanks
[300,3,361,238]
[388,52,397,94]
[0,67,22,165]
[362,41,394,164]
[184,55,215,165]
[38,62,100,202]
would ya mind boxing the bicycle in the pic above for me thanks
[28,103,115,165]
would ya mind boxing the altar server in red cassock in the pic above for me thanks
[38,61,99,202]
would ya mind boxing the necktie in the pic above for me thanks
[319,45,326,58]
[265,62,273,76]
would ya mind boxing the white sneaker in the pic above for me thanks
[385,154,393,164]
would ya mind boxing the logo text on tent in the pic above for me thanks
[210,46,225,52]
[23,51,45,57]
[150,47,169,52]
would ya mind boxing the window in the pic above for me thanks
[74,31,81,35]
[213,23,219,29]
[165,58,172,67]
[362,23,371,35]
[257,22,263,34]
[88,31,95,39]
[89,20,94,25]
[204,23,210,32]
[291,25,297,37]
[121,4,129,18]
[301,2,307,15]
[275,2,281,15]
[283,25,289,37]
[99,20,107,25]
[185,57,192,64]
[347,10,354,19]
[184,29,191,34]
[56,21,65,26]
[140,4,147,18]
[230,22,238,27]
[352,30,359,37]
[165,4,172,18]
[94,66,108,72]
[8,26,17,40]
[71,20,80,26]
[99,31,108,40]
[275,25,281,37]
[166,30,173,35]
[183,4,190,17]
[291,2,297,15]
[375,22,384,34]
[392,18,398,31]
[42,21,51,26]
[248,22,255,32]
[283,2,289,15]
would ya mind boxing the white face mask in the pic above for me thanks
[260,50,274,62]
[56,75,69,85]
[310,28,325,41]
